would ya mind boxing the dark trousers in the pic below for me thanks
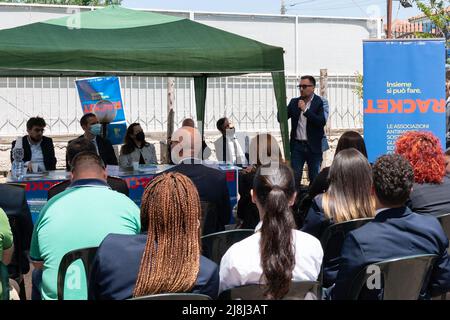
[290,140,322,187]
[31,269,43,300]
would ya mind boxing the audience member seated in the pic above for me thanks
[219,163,323,299]
[88,172,219,300]
[66,113,117,169]
[30,152,140,300]
[0,208,14,299]
[182,118,211,160]
[237,133,283,229]
[10,116,57,172]
[214,117,246,166]
[164,126,231,235]
[331,154,450,300]
[309,131,368,200]
[396,131,450,217]
[301,148,374,287]
[0,183,33,299]
[119,123,157,167]
[48,137,129,199]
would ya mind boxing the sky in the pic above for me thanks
[121,0,423,20]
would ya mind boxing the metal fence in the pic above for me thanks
[392,21,447,39]
[0,74,362,136]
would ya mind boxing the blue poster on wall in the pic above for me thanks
[363,39,446,163]
[76,76,126,145]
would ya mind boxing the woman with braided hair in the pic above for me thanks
[88,172,219,300]
[219,163,323,299]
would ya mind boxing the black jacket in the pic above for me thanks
[11,136,57,171]
[163,162,231,235]
[279,95,326,154]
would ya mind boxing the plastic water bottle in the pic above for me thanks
[11,137,25,180]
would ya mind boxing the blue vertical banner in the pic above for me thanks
[75,76,127,145]
[363,39,446,163]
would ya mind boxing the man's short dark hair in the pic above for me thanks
[71,151,105,172]
[372,154,414,207]
[67,137,97,168]
[216,117,228,133]
[80,113,96,127]
[26,117,46,130]
[300,75,316,87]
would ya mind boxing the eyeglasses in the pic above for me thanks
[297,85,314,89]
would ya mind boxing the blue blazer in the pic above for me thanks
[88,233,220,300]
[331,207,450,300]
[301,194,337,288]
[285,95,326,154]
[164,162,231,235]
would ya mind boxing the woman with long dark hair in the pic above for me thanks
[220,163,323,299]
[119,123,157,167]
[88,172,219,300]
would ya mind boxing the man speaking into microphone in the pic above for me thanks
[280,75,326,187]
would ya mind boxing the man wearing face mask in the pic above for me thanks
[214,117,246,166]
[66,113,118,170]
[11,117,57,172]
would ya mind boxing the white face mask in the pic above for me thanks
[226,127,235,137]
[89,123,102,136]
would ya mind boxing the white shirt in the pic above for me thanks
[214,135,246,165]
[27,137,45,171]
[296,94,314,141]
[91,136,100,155]
[219,223,323,293]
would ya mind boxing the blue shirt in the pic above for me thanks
[89,233,219,300]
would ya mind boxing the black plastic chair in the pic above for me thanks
[200,201,222,236]
[57,247,98,300]
[219,281,321,300]
[1,262,9,300]
[348,254,438,300]
[201,229,255,265]
[319,218,373,287]
[130,293,212,300]
[437,213,450,241]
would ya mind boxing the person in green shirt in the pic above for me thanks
[30,151,140,300]
[0,208,14,299]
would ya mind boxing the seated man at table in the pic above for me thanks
[181,118,211,160]
[48,137,129,199]
[11,116,57,172]
[331,154,450,300]
[66,113,117,169]
[30,151,141,300]
[164,126,231,235]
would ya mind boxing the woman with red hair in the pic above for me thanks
[395,131,450,216]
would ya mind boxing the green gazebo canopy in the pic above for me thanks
[0,6,290,159]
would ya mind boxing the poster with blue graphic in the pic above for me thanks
[363,39,446,163]
[76,76,126,145]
